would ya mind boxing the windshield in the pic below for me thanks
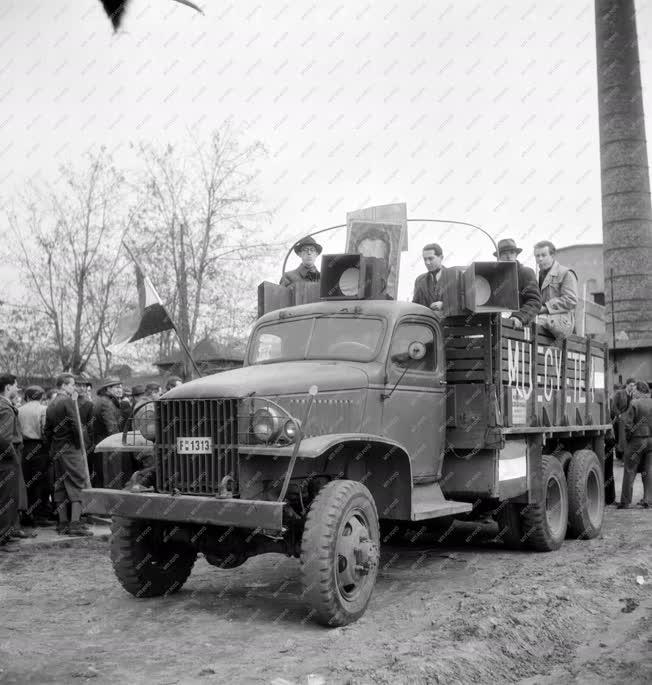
[249,315,385,364]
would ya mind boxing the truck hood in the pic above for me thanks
[164,361,370,399]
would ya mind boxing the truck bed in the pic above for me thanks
[443,315,609,448]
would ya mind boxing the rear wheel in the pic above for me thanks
[566,449,604,539]
[521,455,568,551]
[110,517,197,597]
[301,480,380,627]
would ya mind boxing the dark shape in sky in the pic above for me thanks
[98,0,203,31]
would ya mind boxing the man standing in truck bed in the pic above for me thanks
[280,236,322,286]
[412,243,447,313]
[494,238,542,329]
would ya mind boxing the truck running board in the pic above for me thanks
[411,482,473,521]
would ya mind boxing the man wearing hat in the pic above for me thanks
[280,236,322,286]
[494,238,542,329]
[90,378,124,487]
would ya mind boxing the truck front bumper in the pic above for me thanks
[80,488,284,531]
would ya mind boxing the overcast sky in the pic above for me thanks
[1,0,651,301]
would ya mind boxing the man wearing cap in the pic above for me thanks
[534,240,578,341]
[280,236,322,287]
[494,239,542,329]
[413,243,447,313]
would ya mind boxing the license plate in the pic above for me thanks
[176,437,212,454]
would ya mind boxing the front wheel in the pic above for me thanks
[110,517,197,598]
[300,480,380,627]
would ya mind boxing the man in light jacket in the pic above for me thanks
[534,240,578,342]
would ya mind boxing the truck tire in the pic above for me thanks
[110,517,197,598]
[566,449,604,539]
[300,480,380,627]
[494,502,525,549]
[521,454,568,552]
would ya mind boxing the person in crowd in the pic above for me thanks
[280,236,322,286]
[0,434,20,552]
[17,386,54,526]
[165,376,183,392]
[413,243,447,314]
[0,374,33,539]
[135,383,161,411]
[494,238,542,328]
[534,240,578,342]
[45,388,58,404]
[619,380,652,509]
[625,378,637,399]
[44,374,92,536]
[90,378,124,487]
[131,384,146,407]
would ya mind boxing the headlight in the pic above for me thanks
[134,406,156,441]
[282,418,299,442]
[252,408,283,443]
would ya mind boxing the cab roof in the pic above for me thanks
[256,299,435,327]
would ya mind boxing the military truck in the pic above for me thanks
[82,238,609,627]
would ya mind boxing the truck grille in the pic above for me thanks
[155,399,239,495]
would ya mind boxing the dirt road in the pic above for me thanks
[1,465,650,685]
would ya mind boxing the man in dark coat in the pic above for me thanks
[494,238,543,328]
[280,236,322,286]
[412,243,447,313]
[0,434,20,551]
[0,373,32,539]
[44,374,92,536]
[619,381,652,509]
[89,378,124,487]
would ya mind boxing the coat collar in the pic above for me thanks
[0,395,17,415]
[540,260,561,291]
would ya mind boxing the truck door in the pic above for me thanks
[382,318,446,482]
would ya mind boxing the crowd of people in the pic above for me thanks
[0,372,183,552]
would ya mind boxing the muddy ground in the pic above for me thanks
[1,464,650,685]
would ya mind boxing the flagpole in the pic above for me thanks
[121,240,202,379]
[172,324,203,379]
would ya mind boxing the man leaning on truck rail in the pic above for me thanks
[534,240,578,343]
[494,238,542,329]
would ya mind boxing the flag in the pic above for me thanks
[107,256,175,354]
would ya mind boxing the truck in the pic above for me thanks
[82,231,610,627]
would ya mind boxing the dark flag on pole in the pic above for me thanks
[107,246,174,354]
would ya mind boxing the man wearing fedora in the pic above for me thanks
[280,236,322,286]
[494,238,542,329]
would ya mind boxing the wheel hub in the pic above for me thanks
[336,513,379,597]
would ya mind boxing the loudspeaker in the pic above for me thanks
[320,254,385,300]
[463,262,519,312]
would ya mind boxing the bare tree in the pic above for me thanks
[132,124,275,366]
[7,149,135,375]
